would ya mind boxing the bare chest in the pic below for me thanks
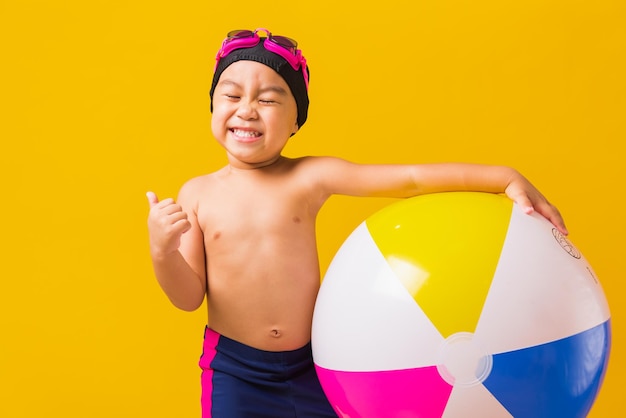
[196,174,319,246]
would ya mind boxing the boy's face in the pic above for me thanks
[211,60,299,169]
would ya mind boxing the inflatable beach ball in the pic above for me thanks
[312,192,611,418]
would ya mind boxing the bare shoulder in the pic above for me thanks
[177,170,224,208]
[284,155,353,187]
[290,155,351,173]
[295,156,418,197]
[293,155,359,183]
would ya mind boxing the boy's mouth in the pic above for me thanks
[231,128,262,142]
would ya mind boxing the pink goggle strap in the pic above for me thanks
[214,29,309,90]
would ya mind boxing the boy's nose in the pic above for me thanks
[235,100,258,120]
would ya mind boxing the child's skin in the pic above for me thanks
[147,60,567,352]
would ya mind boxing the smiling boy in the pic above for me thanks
[147,29,566,418]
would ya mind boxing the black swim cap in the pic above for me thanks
[209,38,310,129]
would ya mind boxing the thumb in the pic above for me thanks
[146,191,159,208]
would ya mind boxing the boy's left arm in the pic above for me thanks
[315,157,567,235]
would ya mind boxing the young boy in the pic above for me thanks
[146,29,567,418]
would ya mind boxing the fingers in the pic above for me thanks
[508,192,535,215]
[147,191,177,210]
[149,195,190,227]
[166,208,190,225]
[548,214,569,236]
[518,198,535,215]
[521,196,569,236]
[146,191,192,256]
[176,217,192,235]
[146,191,159,208]
[162,215,191,237]
[539,203,569,236]
[147,191,189,226]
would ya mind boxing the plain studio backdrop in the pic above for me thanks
[1,1,624,417]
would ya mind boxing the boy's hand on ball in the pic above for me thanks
[146,191,192,257]
[504,176,568,236]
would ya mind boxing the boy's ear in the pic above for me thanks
[292,121,299,135]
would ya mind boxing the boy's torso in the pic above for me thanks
[193,156,328,351]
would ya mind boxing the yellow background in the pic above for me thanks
[1,0,624,416]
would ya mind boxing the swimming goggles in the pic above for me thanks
[215,28,309,90]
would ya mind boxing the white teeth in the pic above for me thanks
[232,129,260,137]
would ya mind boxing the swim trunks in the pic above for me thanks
[199,327,338,418]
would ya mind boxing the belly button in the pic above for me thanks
[270,329,281,338]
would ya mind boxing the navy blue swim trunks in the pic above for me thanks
[199,327,338,418]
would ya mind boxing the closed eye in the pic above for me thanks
[225,94,240,100]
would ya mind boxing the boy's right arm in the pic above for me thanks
[146,188,207,311]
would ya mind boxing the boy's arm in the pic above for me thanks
[146,182,207,311]
[316,158,567,234]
